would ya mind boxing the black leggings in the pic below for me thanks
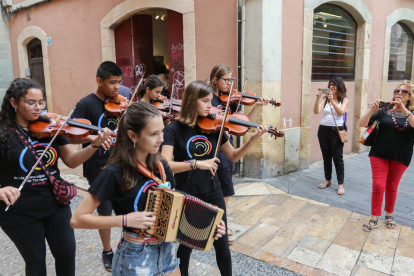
[177,189,232,276]
[1,205,76,276]
[317,125,344,185]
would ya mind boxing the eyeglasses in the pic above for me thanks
[394,89,410,95]
[25,100,46,109]
[219,78,236,84]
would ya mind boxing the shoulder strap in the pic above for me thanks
[329,105,340,131]
[136,159,166,185]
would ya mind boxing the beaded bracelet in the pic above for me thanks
[190,159,197,170]
[91,142,100,149]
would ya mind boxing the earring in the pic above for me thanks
[14,108,17,112]
[134,142,136,148]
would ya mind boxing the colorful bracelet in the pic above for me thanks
[190,159,197,170]
[91,142,100,149]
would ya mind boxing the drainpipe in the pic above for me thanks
[236,0,246,177]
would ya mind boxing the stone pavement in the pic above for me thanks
[2,152,414,275]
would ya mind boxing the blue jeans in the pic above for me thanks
[112,234,179,276]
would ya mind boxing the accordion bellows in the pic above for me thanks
[145,188,224,251]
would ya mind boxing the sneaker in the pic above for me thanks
[102,250,113,272]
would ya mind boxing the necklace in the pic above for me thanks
[390,110,409,131]
[16,123,32,143]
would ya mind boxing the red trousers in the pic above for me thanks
[370,156,407,216]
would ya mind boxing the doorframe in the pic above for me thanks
[100,0,196,86]
[17,26,53,112]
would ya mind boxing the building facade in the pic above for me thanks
[3,0,414,177]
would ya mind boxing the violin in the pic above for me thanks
[197,107,284,138]
[29,112,115,140]
[151,95,182,119]
[219,89,281,108]
[104,94,128,116]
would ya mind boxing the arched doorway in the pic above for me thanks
[114,8,184,99]
[27,38,47,105]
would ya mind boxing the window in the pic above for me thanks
[312,4,357,81]
[388,22,414,81]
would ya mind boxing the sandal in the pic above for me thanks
[385,216,397,229]
[362,219,378,232]
[227,228,233,236]
[337,188,345,195]
[318,181,332,189]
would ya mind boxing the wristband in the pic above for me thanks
[190,159,197,170]
[91,142,100,149]
[123,214,127,227]
[406,111,413,118]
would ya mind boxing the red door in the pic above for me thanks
[115,19,134,90]
[167,10,184,99]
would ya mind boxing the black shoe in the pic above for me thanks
[102,250,113,272]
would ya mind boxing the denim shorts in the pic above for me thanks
[112,233,179,276]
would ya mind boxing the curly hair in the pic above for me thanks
[328,76,347,102]
[0,78,42,158]
[209,64,232,94]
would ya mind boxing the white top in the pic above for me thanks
[320,101,347,127]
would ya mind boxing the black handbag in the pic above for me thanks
[359,109,386,146]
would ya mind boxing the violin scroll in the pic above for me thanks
[269,99,281,107]
[268,125,285,139]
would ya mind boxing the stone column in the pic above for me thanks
[243,0,283,178]
[0,15,13,104]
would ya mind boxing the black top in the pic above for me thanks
[211,94,238,114]
[162,120,228,196]
[368,110,414,166]
[0,127,69,226]
[88,160,176,216]
[72,93,120,183]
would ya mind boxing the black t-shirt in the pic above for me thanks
[72,93,121,183]
[162,120,228,196]
[88,160,176,217]
[0,127,69,226]
[368,110,414,166]
[211,94,238,114]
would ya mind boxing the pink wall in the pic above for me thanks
[7,0,237,115]
[194,0,237,82]
[8,0,124,115]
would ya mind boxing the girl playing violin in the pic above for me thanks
[161,80,268,276]
[209,64,270,242]
[0,78,112,276]
[71,101,226,275]
[139,74,172,124]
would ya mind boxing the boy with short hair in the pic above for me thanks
[70,61,123,272]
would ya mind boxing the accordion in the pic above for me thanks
[145,188,224,251]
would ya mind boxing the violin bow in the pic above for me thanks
[213,80,235,160]
[5,108,76,211]
[236,78,248,113]
[120,77,144,122]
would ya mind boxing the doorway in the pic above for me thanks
[27,38,47,104]
[114,8,185,99]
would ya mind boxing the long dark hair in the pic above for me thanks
[106,101,162,192]
[209,64,232,94]
[0,78,42,158]
[328,76,347,102]
[178,81,214,127]
[138,74,165,98]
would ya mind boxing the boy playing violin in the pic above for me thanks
[70,61,123,272]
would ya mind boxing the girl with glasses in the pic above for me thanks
[313,76,349,195]
[208,64,270,243]
[0,78,112,276]
[360,80,414,232]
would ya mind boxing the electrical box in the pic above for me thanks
[2,0,12,7]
